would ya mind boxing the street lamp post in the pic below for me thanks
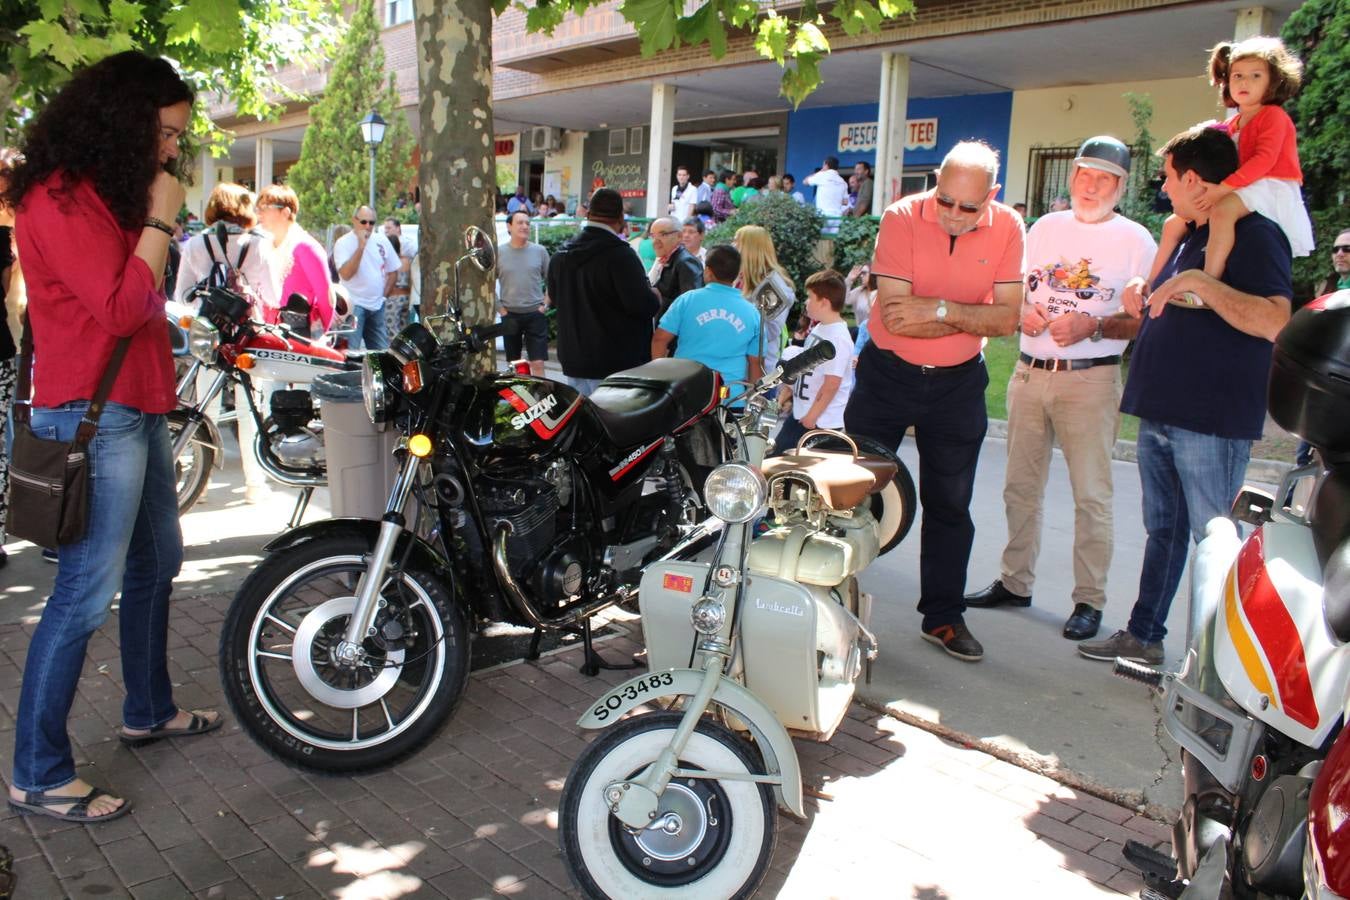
[358,110,387,211]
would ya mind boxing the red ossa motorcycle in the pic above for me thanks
[170,288,359,523]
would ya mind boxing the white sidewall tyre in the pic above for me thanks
[570,722,770,899]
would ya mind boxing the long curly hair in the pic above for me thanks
[2,51,193,230]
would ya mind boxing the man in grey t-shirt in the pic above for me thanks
[496,210,551,375]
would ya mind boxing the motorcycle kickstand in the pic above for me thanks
[578,617,641,677]
[288,486,314,530]
[526,627,544,662]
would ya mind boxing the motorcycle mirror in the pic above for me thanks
[463,226,495,274]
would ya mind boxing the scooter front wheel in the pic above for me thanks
[560,712,776,899]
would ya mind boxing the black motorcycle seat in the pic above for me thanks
[588,359,720,447]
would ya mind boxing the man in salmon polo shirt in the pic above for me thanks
[844,140,1025,663]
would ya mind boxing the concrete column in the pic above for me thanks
[1234,6,1272,39]
[254,137,274,191]
[645,83,677,218]
[874,52,910,209]
[197,147,217,217]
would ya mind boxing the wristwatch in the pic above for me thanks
[1090,316,1104,342]
[935,299,948,322]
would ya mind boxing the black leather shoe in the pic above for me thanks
[1062,603,1103,641]
[963,580,1031,609]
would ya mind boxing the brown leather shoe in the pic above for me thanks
[963,580,1031,609]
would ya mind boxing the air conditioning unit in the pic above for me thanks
[531,126,563,152]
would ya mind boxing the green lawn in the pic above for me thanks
[982,336,1140,442]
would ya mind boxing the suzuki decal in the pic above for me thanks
[498,386,580,440]
[608,439,663,481]
[1227,529,1319,730]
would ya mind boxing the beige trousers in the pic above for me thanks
[1000,359,1122,609]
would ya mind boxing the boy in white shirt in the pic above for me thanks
[772,269,855,455]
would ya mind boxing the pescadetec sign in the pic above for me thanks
[837,118,939,153]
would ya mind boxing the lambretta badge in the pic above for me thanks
[756,599,805,617]
[510,394,557,430]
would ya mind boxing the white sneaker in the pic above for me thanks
[244,485,273,505]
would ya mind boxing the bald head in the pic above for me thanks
[938,141,1000,191]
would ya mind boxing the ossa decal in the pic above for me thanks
[499,386,580,439]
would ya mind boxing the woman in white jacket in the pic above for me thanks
[173,183,278,503]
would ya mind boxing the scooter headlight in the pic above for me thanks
[703,462,767,523]
[362,352,391,424]
[188,318,220,364]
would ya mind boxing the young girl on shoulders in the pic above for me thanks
[1148,36,1312,285]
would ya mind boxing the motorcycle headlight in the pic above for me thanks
[188,318,220,364]
[703,462,767,523]
[362,352,390,424]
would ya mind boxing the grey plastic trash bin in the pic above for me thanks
[313,369,401,520]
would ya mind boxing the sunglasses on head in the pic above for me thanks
[356,218,376,226]
[934,194,984,214]
[1334,245,1350,254]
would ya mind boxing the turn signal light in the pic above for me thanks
[408,434,433,457]
[719,384,729,400]
[402,360,423,393]
[235,353,255,370]
[178,315,194,328]
[511,360,530,375]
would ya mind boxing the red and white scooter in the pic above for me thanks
[1116,292,1350,899]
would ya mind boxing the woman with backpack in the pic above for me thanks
[254,183,334,336]
[173,182,278,503]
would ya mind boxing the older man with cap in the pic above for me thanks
[965,136,1156,643]
[547,188,659,395]
[844,140,1025,663]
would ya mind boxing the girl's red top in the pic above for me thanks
[1221,104,1303,188]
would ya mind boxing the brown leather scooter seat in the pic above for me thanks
[761,449,897,511]
[588,358,720,447]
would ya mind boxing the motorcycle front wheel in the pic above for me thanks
[166,416,215,514]
[219,534,470,772]
[560,712,776,899]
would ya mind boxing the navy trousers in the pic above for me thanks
[843,342,989,631]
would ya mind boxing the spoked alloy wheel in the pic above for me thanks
[167,416,215,514]
[220,535,469,772]
[560,712,776,899]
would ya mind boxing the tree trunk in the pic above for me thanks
[413,0,496,343]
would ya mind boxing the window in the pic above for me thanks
[385,0,412,26]
[629,126,643,156]
[608,128,627,156]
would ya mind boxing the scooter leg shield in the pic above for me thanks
[578,668,806,818]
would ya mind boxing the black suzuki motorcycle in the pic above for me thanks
[218,227,740,772]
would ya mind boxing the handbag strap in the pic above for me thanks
[15,311,133,446]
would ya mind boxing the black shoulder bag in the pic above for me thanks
[7,314,131,547]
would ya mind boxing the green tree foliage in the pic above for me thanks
[502,0,917,107]
[1,0,337,147]
[1282,0,1350,296]
[831,215,879,275]
[706,194,825,305]
[286,0,416,231]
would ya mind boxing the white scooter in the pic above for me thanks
[558,341,905,898]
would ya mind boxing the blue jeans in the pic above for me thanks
[12,402,183,792]
[844,343,988,631]
[351,303,389,350]
[1126,419,1250,645]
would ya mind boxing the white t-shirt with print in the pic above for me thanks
[1021,211,1157,360]
[782,320,854,428]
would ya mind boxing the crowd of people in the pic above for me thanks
[0,29,1331,830]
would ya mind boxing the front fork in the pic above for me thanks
[171,368,231,458]
[333,450,421,665]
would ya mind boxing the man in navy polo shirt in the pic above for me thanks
[1079,124,1293,666]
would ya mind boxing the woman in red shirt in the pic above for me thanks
[4,51,220,824]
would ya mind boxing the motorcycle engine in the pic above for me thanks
[1241,772,1311,893]
[267,390,324,467]
[479,474,560,570]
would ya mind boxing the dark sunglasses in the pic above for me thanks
[356,218,376,226]
[1334,245,1350,254]
[934,193,984,214]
